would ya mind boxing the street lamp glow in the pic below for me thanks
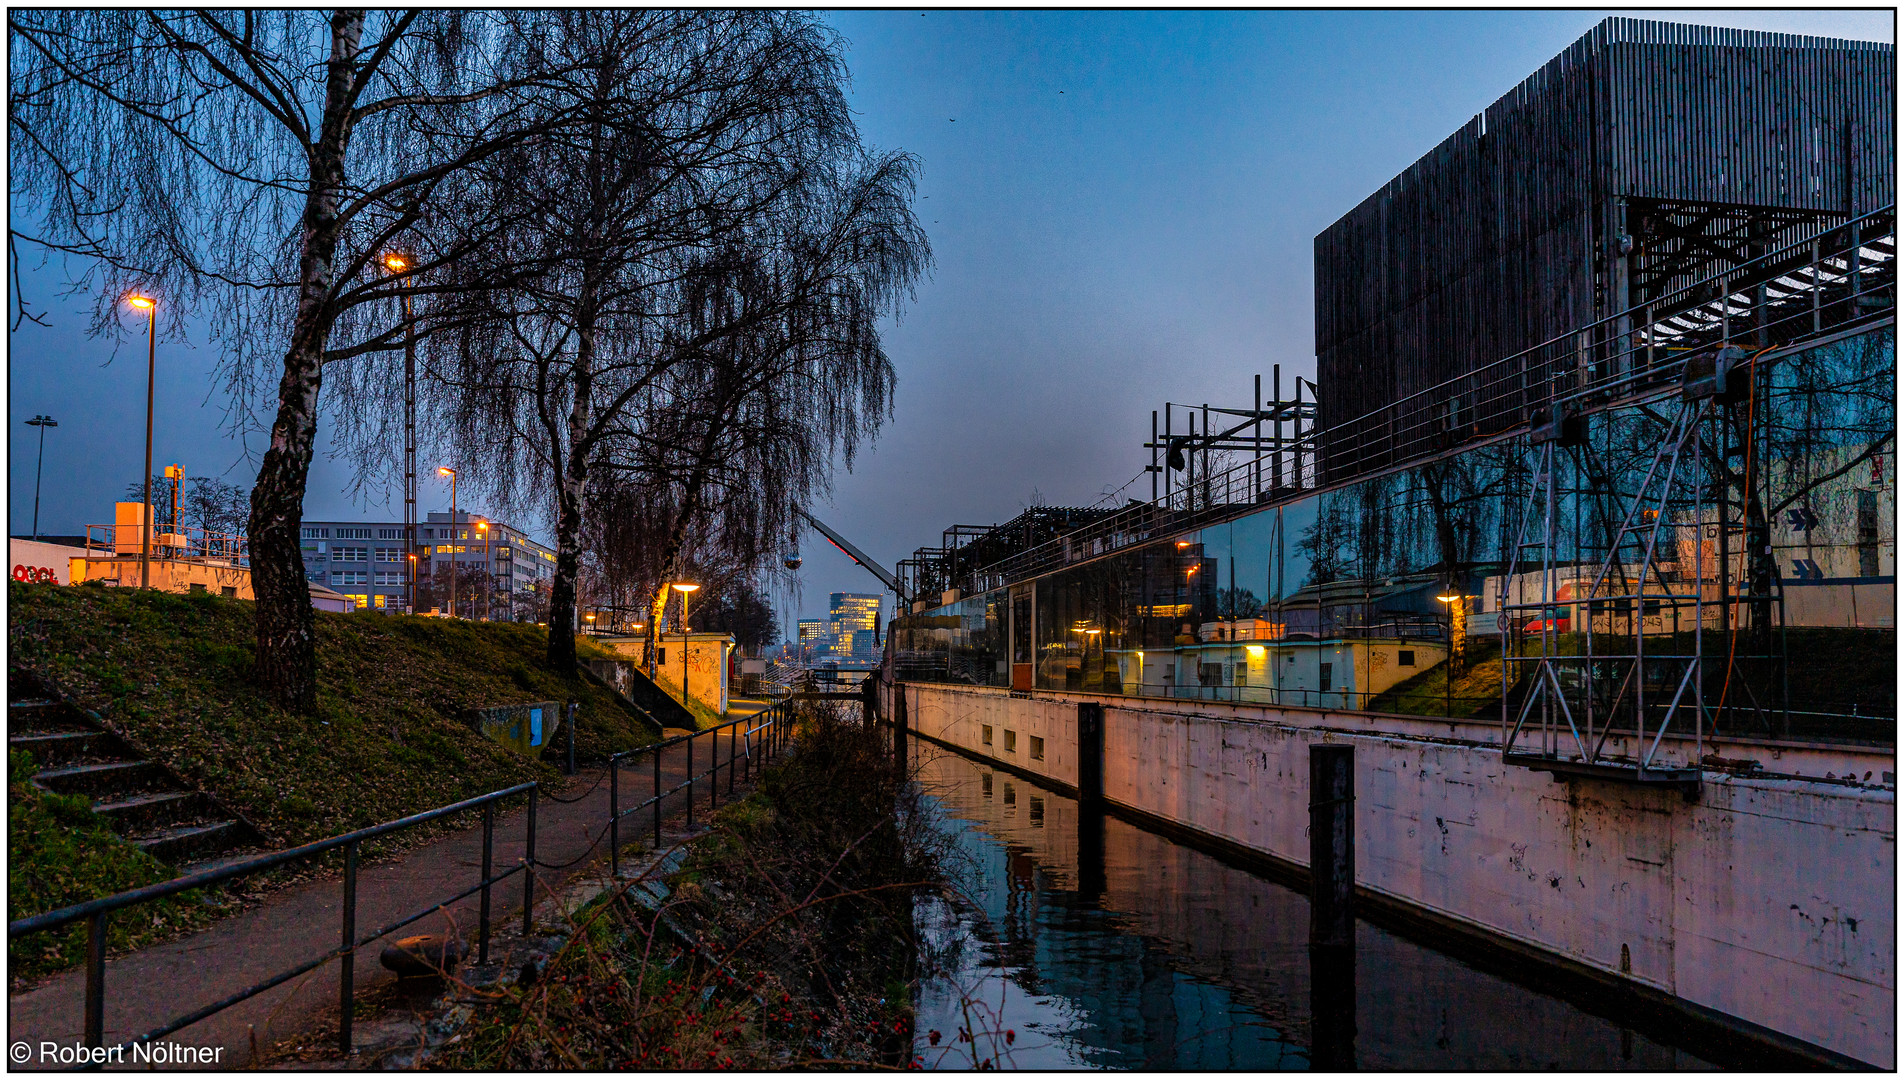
[127,295,156,310]
[438,466,455,478]
[670,583,700,593]
[382,253,409,273]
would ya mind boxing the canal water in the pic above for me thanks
[910,743,1718,1070]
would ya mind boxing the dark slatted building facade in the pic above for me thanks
[1314,18,1893,478]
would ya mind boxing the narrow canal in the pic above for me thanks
[910,743,1719,1070]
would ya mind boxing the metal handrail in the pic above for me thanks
[606,699,794,879]
[8,697,814,1063]
[8,782,538,1058]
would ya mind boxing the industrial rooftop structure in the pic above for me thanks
[1314,18,1894,479]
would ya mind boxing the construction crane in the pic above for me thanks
[789,507,912,609]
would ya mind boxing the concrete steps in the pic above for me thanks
[9,674,263,870]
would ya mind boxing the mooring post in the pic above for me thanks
[1076,702,1104,807]
[1308,742,1356,1068]
[1309,743,1354,944]
[892,681,909,759]
[1076,702,1107,902]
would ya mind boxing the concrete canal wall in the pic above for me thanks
[895,682,1896,1067]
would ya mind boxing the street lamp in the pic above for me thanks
[127,294,157,588]
[25,415,57,541]
[407,552,418,615]
[439,467,457,617]
[383,253,419,618]
[475,520,490,621]
[672,582,701,711]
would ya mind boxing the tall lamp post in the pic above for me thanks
[25,415,58,541]
[476,520,491,621]
[382,253,418,612]
[438,466,458,618]
[127,294,158,588]
[407,552,418,614]
[672,582,700,711]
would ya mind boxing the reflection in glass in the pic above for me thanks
[892,332,1894,746]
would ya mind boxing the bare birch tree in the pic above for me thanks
[10,9,582,710]
[421,10,927,672]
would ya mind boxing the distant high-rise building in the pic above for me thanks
[797,618,827,660]
[829,592,881,659]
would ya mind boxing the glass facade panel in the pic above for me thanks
[889,331,1894,745]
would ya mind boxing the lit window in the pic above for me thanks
[373,595,387,608]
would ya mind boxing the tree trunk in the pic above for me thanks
[545,289,599,672]
[546,454,587,673]
[250,11,363,713]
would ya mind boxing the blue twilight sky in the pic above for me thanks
[7,9,1892,639]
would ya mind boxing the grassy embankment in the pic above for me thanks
[435,705,939,1069]
[9,750,220,983]
[7,581,660,975]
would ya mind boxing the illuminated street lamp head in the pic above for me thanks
[671,583,700,594]
[127,295,156,310]
[382,253,409,273]
[438,466,456,478]
[1175,540,1191,548]
[585,613,596,622]
[1435,574,1462,604]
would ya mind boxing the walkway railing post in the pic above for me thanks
[728,723,737,797]
[566,701,577,777]
[339,839,359,1056]
[686,735,695,828]
[652,748,662,847]
[609,758,621,879]
[522,788,538,938]
[84,911,105,1049]
[479,804,493,964]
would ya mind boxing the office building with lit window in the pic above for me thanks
[297,511,555,616]
[829,592,882,660]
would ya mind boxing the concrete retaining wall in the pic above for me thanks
[898,682,1896,1067]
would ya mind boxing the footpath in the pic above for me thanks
[8,719,765,1069]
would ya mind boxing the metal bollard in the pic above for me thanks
[652,747,662,847]
[610,758,620,879]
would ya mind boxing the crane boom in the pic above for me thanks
[797,508,911,608]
